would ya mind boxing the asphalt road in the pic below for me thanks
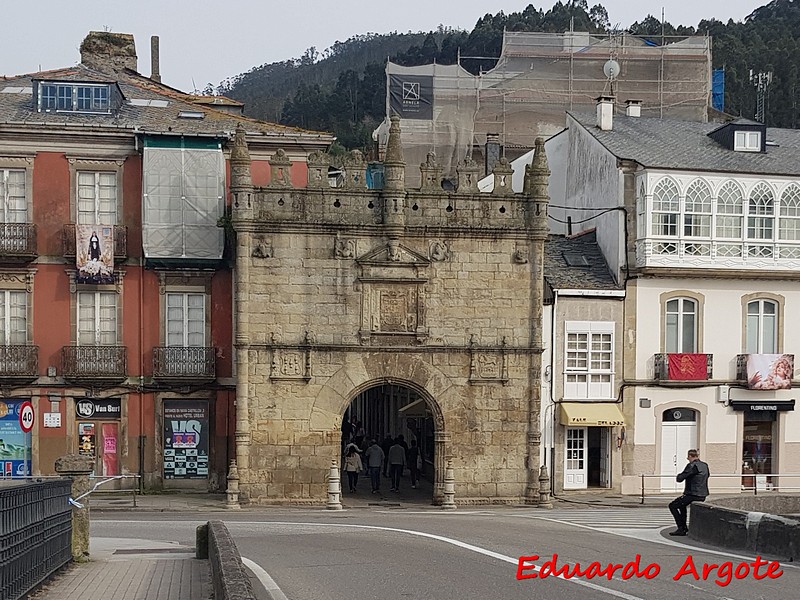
[92,507,799,600]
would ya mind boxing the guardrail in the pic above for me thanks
[0,479,72,600]
[638,472,800,504]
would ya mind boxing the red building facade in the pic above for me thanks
[0,32,330,490]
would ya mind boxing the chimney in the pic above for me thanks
[80,31,137,73]
[626,99,642,118]
[150,36,161,82]
[485,133,501,176]
[596,96,615,131]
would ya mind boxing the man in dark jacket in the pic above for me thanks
[668,449,710,536]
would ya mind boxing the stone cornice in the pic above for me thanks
[233,222,535,240]
[633,267,800,281]
[242,343,544,354]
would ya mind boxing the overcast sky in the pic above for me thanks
[2,0,766,92]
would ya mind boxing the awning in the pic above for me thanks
[398,398,428,417]
[559,402,625,427]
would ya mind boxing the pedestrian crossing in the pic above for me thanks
[517,507,675,530]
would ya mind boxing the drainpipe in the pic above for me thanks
[549,290,558,494]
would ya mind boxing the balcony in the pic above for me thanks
[0,223,37,261]
[0,345,38,383]
[62,224,128,260]
[737,354,794,390]
[153,346,216,383]
[654,353,713,381]
[62,345,127,383]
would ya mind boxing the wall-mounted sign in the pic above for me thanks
[75,398,121,420]
[731,400,795,412]
[163,400,209,479]
[389,74,433,120]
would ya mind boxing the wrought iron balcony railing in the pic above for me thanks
[153,346,216,381]
[62,224,128,259]
[0,223,37,259]
[61,345,127,381]
[654,353,713,381]
[0,345,38,380]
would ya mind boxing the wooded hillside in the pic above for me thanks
[216,0,800,148]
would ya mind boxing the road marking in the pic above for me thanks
[230,521,645,600]
[242,556,289,600]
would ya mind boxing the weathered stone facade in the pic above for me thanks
[230,119,550,505]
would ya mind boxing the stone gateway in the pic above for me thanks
[229,119,550,505]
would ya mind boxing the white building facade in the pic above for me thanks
[548,103,800,496]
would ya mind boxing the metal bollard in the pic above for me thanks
[226,460,241,510]
[327,459,343,510]
[537,465,553,508]
[441,459,457,510]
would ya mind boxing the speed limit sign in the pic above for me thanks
[19,400,34,433]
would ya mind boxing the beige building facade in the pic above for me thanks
[229,119,552,505]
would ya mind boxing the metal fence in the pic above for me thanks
[0,479,72,600]
[638,473,800,504]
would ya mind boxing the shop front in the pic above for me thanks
[559,402,625,490]
[731,399,794,490]
[75,397,122,477]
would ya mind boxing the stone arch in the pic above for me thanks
[310,354,456,503]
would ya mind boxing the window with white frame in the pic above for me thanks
[734,131,761,152]
[665,297,697,353]
[684,179,712,237]
[166,293,205,347]
[39,83,110,113]
[0,290,27,345]
[746,299,777,354]
[564,321,614,399]
[78,291,117,345]
[77,171,117,225]
[636,180,646,238]
[716,181,744,240]
[0,169,27,223]
[651,178,679,237]
[747,182,775,241]
[779,184,800,241]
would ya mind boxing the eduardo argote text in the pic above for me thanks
[516,553,783,587]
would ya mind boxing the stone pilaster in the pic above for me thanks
[230,124,253,488]
[524,137,550,504]
[382,115,406,235]
[54,454,94,559]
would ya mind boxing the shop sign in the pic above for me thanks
[75,398,121,419]
[730,400,795,412]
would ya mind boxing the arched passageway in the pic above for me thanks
[341,382,441,504]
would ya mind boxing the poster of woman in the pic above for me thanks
[76,225,114,283]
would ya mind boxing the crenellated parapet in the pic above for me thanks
[268,148,293,188]
[343,150,368,190]
[455,157,480,194]
[491,156,514,196]
[307,150,329,188]
[419,152,443,193]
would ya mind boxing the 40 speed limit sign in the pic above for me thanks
[19,400,34,433]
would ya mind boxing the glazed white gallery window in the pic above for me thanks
[0,290,26,345]
[564,321,614,399]
[746,299,778,354]
[166,293,205,347]
[78,291,117,345]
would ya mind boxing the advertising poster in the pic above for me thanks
[163,400,209,479]
[745,354,794,390]
[388,74,433,119]
[76,224,114,284]
[0,398,32,477]
[78,422,96,457]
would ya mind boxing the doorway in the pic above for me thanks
[660,408,697,492]
[565,426,611,489]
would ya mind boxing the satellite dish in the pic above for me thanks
[603,59,620,79]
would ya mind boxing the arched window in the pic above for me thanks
[665,297,697,353]
[716,181,744,239]
[747,182,775,241]
[746,299,778,354]
[684,180,711,237]
[779,184,800,241]
[652,178,679,237]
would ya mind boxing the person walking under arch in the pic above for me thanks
[668,449,710,536]
[388,437,407,492]
[364,438,385,494]
[344,445,363,493]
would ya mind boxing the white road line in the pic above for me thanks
[242,556,289,600]
[230,521,645,600]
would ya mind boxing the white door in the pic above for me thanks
[565,427,587,489]
[599,427,610,488]
[660,423,697,492]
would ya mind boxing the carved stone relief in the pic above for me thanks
[334,235,355,259]
[513,247,529,264]
[469,336,509,384]
[252,236,273,259]
[429,240,448,262]
[269,348,311,381]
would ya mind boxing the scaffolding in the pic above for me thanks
[380,30,712,187]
